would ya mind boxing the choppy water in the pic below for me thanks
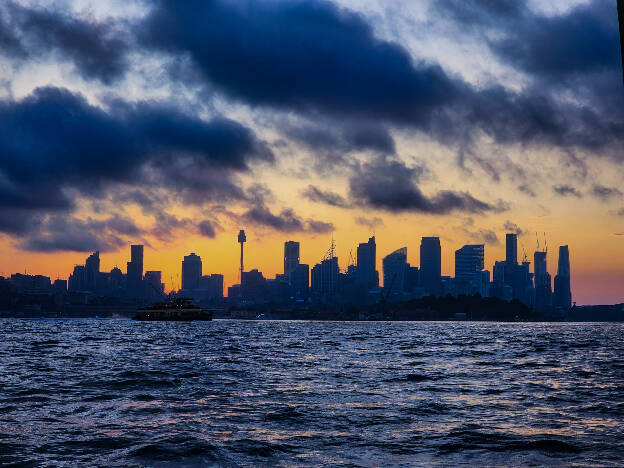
[1,320,623,467]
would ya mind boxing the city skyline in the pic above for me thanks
[0,0,622,306]
[1,229,579,307]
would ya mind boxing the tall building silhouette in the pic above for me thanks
[356,236,378,289]
[506,234,518,265]
[554,245,572,309]
[127,244,144,298]
[311,257,339,304]
[85,251,100,291]
[383,247,407,298]
[534,250,552,310]
[182,253,202,290]
[420,237,441,296]
[284,241,300,276]
[455,244,486,296]
[455,245,484,281]
[290,263,310,300]
[144,271,163,298]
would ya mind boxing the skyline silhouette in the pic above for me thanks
[1,229,578,312]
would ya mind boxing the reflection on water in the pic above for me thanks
[1,320,623,466]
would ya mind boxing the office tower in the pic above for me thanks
[53,279,67,293]
[242,269,268,302]
[493,261,505,282]
[420,237,441,296]
[126,244,144,298]
[455,244,485,295]
[506,234,518,265]
[200,274,224,299]
[130,245,144,278]
[110,267,124,293]
[534,250,552,310]
[356,236,379,289]
[68,265,86,291]
[311,257,339,304]
[455,245,484,281]
[144,271,163,294]
[284,241,300,276]
[182,253,202,290]
[405,265,420,293]
[554,245,572,310]
[382,247,407,297]
[514,261,534,307]
[85,251,100,291]
[209,274,224,299]
[290,263,310,299]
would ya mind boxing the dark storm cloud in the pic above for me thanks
[349,160,505,215]
[242,205,334,234]
[0,2,129,83]
[553,185,583,198]
[306,220,334,234]
[198,220,216,238]
[355,216,384,229]
[503,221,527,236]
[301,185,350,208]
[137,0,624,158]
[18,215,138,253]
[150,212,193,242]
[591,184,623,201]
[285,122,396,155]
[474,229,500,245]
[490,1,620,80]
[0,87,270,223]
[141,0,461,125]
[112,189,169,215]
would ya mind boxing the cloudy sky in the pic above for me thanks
[0,0,622,304]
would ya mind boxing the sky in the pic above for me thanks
[0,0,623,305]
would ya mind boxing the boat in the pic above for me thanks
[133,298,213,321]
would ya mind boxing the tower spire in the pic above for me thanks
[238,229,246,282]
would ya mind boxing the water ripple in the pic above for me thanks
[0,320,623,466]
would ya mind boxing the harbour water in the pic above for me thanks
[1,319,623,466]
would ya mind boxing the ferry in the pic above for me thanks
[133,298,213,321]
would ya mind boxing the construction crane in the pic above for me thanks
[321,235,336,261]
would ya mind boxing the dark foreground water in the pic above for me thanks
[1,320,623,467]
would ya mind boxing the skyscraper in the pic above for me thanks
[420,237,441,296]
[383,247,407,297]
[455,244,485,295]
[311,257,339,304]
[182,253,202,290]
[356,236,378,289]
[506,234,518,265]
[127,244,144,298]
[144,271,163,298]
[284,241,300,276]
[85,251,100,291]
[455,245,484,281]
[534,250,552,311]
[554,245,572,310]
[290,263,309,300]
